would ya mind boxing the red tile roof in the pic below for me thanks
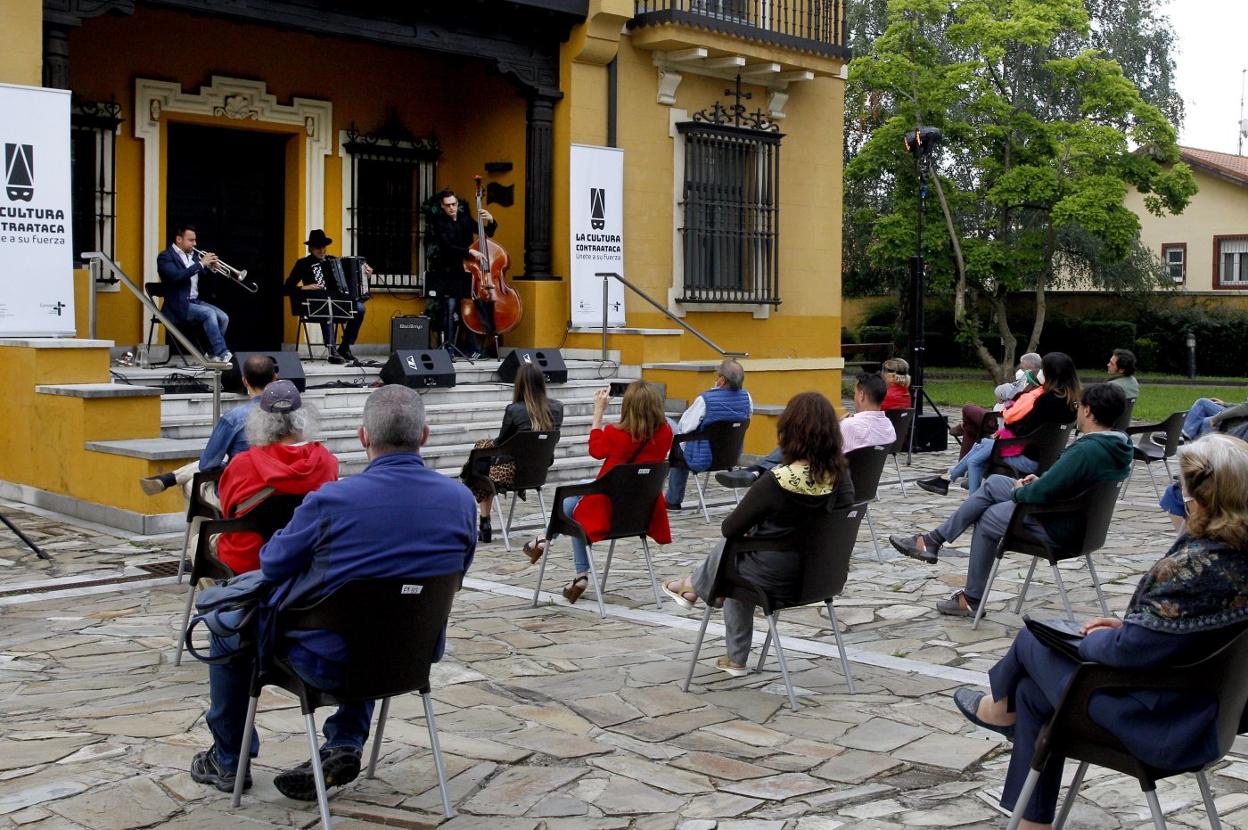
[1179,146,1248,188]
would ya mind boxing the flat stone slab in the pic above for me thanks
[36,383,164,398]
[85,437,205,460]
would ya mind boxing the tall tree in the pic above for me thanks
[846,0,1196,382]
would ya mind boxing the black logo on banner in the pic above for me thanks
[590,187,605,230]
[5,144,34,202]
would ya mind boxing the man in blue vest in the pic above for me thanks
[665,359,753,509]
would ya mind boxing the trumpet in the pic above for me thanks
[193,247,258,294]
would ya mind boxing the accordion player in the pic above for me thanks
[284,229,372,364]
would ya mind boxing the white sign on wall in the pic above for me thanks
[569,144,626,327]
[0,83,75,337]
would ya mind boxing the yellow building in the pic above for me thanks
[0,0,850,527]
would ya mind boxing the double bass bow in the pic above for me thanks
[461,175,523,338]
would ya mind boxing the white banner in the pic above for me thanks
[569,144,626,327]
[0,84,74,337]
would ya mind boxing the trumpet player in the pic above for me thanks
[283,228,368,364]
[156,224,232,362]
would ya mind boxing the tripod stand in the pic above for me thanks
[0,510,50,560]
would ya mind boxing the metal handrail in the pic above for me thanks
[82,251,227,422]
[595,271,747,359]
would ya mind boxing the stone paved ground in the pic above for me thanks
[2,444,1247,830]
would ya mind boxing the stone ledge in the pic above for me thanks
[86,438,204,460]
[644,357,845,371]
[570,326,683,336]
[752,404,785,416]
[0,479,182,535]
[0,337,114,349]
[36,383,164,399]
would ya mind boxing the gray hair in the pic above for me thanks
[244,403,317,448]
[718,358,745,392]
[363,384,427,453]
[1019,352,1042,371]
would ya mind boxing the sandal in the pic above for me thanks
[662,579,699,610]
[562,574,590,604]
[715,656,749,677]
[522,536,547,564]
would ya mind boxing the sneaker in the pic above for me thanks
[274,746,362,802]
[716,469,760,488]
[889,534,938,564]
[936,590,980,618]
[190,748,252,793]
[139,472,175,496]
[916,476,950,496]
[209,351,232,364]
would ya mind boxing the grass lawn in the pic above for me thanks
[923,380,1241,424]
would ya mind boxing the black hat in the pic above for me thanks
[305,229,333,248]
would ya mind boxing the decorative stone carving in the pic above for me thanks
[767,89,790,120]
[657,69,684,106]
[213,93,259,120]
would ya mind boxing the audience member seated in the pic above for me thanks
[215,380,338,574]
[954,432,1248,829]
[463,363,564,542]
[891,383,1131,617]
[665,359,752,510]
[1105,348,1140,401]
[191,385,476,800]
[918,352,1079,496]
[716,373,894,489]
[522,381,672,604]
[951,353,1042,458]
[1183,393,1248,441]
[140,355,278,502]
[880,358,912,411]
[662,392,855,675]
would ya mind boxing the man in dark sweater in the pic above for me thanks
[890,384,1133,617]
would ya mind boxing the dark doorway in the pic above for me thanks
[166,124,287,351]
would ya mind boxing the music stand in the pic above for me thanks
[302,297,357,362]
[423,271,475,363]
[0,510,50,560]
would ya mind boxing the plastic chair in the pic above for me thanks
[973,479,1124,630]
[883,409,913,495]
[681,502,867,709]
[985,421,1075,480]
[145,281,206,366]
[172,492,304,666]
[232,574,463,828]
[532,462,669,618]
[1007,627,1248,830]
[1123,411,1186,500]
[845,445,889,562]
[670,419,750,523]
[461,430,560,552]
[1111,397,1136,432]
[175,468,224,584]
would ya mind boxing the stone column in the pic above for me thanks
[43,25,71,89]
[522,92,558,279]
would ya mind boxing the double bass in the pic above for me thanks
[461,175,522,338]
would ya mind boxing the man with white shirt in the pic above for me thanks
[716,373,896,488]
[665,359,753,509]
[156,224,232,362]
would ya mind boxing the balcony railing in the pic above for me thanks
[631,0,849,57]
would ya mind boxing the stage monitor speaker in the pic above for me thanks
[380,349,457,389]
[390,315,431,352]
[497,347,568,384]
[222,351,306,394]
[910,412,950,453]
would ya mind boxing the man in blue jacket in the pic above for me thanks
[665,358,753,509]
[192,384,477,800]
[156,224,232,362]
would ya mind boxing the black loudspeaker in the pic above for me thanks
[222,351,306,393]
[497,347,568,384]
[390,315,431,352]
[910,412,950,453]
[380,349,457,389]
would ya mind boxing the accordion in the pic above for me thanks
[325,256,371,302]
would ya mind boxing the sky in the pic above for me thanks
[1165,0,1248,155]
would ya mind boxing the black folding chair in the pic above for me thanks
[845,445,889,562]
[461,430,560,552]
[681,502,867,709]
[973,479,1124,630]
[1111,397,1136,432]
[883,409,913,495]
[1123,411,1186,501]
[1006,628,1248,830]
[670,419,750,522]
[985,421,1074,480]
[175,468,224,584]
[232,574,463,827]
[532,462,668,618]
[145,281,208,366]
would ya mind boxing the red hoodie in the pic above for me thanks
[216,442,339,574]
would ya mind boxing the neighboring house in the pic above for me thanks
[1124,146,1248,294]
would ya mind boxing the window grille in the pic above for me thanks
[70,98,121,268]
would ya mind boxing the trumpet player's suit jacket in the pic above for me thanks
[156,245,211,321]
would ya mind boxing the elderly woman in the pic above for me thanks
[662,392,855,675]
[880,358,912,411]
[955,432,1248,829]
[215,380,338,574]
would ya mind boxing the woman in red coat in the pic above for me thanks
[524,380,672,603]
[881,358,913,411]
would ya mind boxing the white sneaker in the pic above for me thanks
[217,351,233,364]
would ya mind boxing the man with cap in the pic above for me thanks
[284,229,371,364]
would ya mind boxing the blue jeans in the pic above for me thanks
[950,438,1038,493]
[551,495,591,575]
[206,632,374,773]
[320,300,366,349]
[184,299,229,356]
[666,467,692,506]
[1182,398,1225,439]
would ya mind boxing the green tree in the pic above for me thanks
[846,0,1196,382]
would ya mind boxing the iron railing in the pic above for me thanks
[631,0,849,56]
[595,272,747,359]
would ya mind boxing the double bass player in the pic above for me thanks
[428,188,497,358]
